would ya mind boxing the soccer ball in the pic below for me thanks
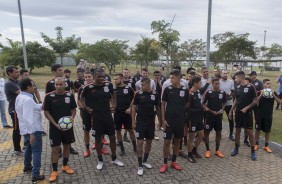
[58,117,73,130]
[262,88,273,98]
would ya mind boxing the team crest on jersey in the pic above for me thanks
[123,89,128,94]
[104,86,109,92]
[244,88,249,93]
[219,94,223,99]
[206,124,209,129]
[180,91,185,97]
[151,95,155,100]
[89,85,93,88]
[65,97,70,103]
[192,126,196,131]
[66,92,71,96]
[92,130,96,136]
[50,93,55,97]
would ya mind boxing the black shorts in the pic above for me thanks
[205,115,222,131]
[235,110,253,129]
[189,119,204,132]
[49,124,75,147]
[82,110,92,131]
[135,122,155,140]
[114,112,132,130]
[163,122,184,140]
[256,117,272,132]
[92,116,115,138]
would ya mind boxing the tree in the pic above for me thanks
[179,39,206,67]
[265,43,282,59]
[131,36,159,68]
[41,26,78,66]
[151,20,180,75]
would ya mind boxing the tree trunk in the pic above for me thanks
[1,66,5,77]
[60,56,63,66]
[165,53,170,77]
[29,68,33,73]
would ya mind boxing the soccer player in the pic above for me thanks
[220,70,235,141]
[135,68,156,91]
[201,67,212,91]
[132,77,160,176]
[100,66,112,82]
[73,69,85,93]
[187,76,205,163]
[81,69,124,170]
[229,71,258,161]
[254,79,281,153]
[43,77,77,182]
[159,70,189,173]
[203,78,226,158]
[113,73,137,156]
[45,64,78,154]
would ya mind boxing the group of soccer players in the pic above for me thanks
[42,63,281,181]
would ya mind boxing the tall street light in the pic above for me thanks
[17,0,28,69]
[206,0,212,68]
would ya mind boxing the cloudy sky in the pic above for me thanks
[0,0,281,50]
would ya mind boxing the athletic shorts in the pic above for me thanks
[114,112,132,130]
[163,122,185,140]
[205,114,222,131]
[256,117,272,133]
[135,122,155,140]
[92,116,115,138]
[188,119,204,132]
[81,110,92,131]
[49,124,75,147]
[235,110,253,129]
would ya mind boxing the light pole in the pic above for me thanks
[206,0,212,68]
[17,0,28,69]
[263,30,267,47]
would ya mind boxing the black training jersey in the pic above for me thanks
[235,84,257,110]
[124,77,136,90]
[81,82,113,119]
[162,85,189,122]
[45,78,73,94]
[114,85,134,112]
[203,90,227,111]
[189,90,203,120]
[133,90,160,122]
[74,79,85,92]
[43,91,77,123]
[258,91,277,118]
[251,79,263,92]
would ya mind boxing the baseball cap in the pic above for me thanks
[248,71,257,76]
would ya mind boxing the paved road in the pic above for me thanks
[1,94,282,183]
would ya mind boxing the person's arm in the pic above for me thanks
[202,92,217,115]
[241,86,258,113]
[131,104,137,129]
[276,76,281,83]
[161,101,167,129]
[200,82,210,95]
[35,90,42,103]
[110,91,116,113]
[228,99,237,120]
[273,92,281,104]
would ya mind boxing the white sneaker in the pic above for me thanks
[111,159,124,167]
[137,167,144,176]
[154,135,159,140]
[142,162,152,169]
[96,161,103,170]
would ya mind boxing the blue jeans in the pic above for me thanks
[24,131,42,177]
[0,100,8,127]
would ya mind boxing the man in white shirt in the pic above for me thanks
[0,77,11,128]
[201,67,212,91]
[15,78,45,183]
[135,68,156,91]
[220,70,235,141]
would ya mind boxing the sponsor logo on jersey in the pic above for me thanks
[219,94,223,99]
[65,97,70,103]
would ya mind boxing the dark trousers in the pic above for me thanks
[9,112,21,151]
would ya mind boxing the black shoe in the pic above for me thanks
[188,155,196,163]
[42,131,47,136]
[32,175,45,183]
[244,140,250,147]
[23,167,33,174]
[70,147,78,154]
[123,136,130,143]
[178,151,188,158]
[192,151,202,159]
[3,125,13,128]
[229,135,235,141]
[14,151,23,156]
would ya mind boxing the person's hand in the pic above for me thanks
[228,112,233,120]
[241,107,248,114]
[30,134,35,144]
[162,120,168,130]
[70,116,74,123]
[125,108,131,115]
[84,107,93,114]
[218,109,224,115]
[110,105,115,113]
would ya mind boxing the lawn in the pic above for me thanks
[4,65,282,144]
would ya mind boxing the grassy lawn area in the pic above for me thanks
[4,65,282,144]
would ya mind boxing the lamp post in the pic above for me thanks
[17,0,28,69]
[206,0,212,68]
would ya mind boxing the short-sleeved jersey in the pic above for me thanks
[251,79,263,92]
[235,84,257,110]
[189,90,203,121]
[43,91,77,123]
[162,85,189,122]
[203,90,227,112]
[45,78,73,94]
[124,77,136,90]
[114,85,134,112]
[81,82,113,119]
[74,79,85,92]
[160,75,166,85]
[133,90,159,122]
[258,91,277,118]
